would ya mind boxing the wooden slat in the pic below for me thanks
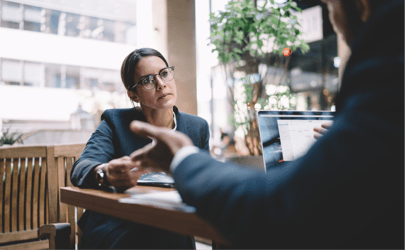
[0,229,39,244]
[4,159,12,233]
[66,158,73,188]
[46,146,58,224]
[53,144,85,158]
[0,239,49,249]
[0,146,47,159]
[32,158,40,229]
[11,159,19,232]
[18,158,27,231]
[39,158,46,227]
[46,187,49,225]
[52,144,86,248]
[0,158,4,233]
[66,157,75,248]
[68,205,75,249]
[57,157,67,222]
[77,207,84,248]
[25,158,33,230]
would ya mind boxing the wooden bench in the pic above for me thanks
[0,145,70,249]
[47,143,86,249]
[2,143,211,249]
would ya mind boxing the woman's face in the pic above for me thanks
[129,56,177,110]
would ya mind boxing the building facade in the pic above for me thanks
[0,0,137,138]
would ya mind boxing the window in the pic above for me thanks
[1,1,21,29]
[102,19,115,42]
[48,10,61,34]
[23,5,41,32]
[87,78,98,89]
[1,59,21,85]
[45,63,61,88]
[65,13,80,37]
[66,65,80,89]
[88,17,100,39]
[24,62,43,87]
[99,69,121,92]
[288,34,338,110]
[82,67,100,89]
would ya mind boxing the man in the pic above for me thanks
[129,0,404,248]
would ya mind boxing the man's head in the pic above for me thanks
[321,0,389,45]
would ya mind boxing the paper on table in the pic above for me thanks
[118,190,196,213]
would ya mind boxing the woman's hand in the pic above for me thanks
[313,122,333,140]
[94,156,151,192]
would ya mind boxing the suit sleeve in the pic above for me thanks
[70,119,116,189]
[200,119,210,151]
[172,89,404,248]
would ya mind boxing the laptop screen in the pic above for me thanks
[257,110,334,172]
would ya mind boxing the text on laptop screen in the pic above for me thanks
[277,119,331,160]
[258,111,334,171]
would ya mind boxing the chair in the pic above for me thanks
[47,143,86,249]
[0,145,70,249]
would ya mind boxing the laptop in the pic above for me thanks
[257,110,335,172]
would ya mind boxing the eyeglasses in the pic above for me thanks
[129,66,175,91]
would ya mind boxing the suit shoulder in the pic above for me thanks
[178,111,208,126]
[101,108,142,121]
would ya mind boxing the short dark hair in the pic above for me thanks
[121,48,169,91]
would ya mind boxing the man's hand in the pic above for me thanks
[313,121,333,140]
[129,121,194,173]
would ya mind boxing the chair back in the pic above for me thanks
[0,145,51,249]
[47,143,85,249]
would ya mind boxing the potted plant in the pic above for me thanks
[0,128,24,146]
[209,0,309,155]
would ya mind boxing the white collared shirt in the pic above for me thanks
[169,111,199,172]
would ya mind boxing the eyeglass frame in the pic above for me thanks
[129,66,175,91]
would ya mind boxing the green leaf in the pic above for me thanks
[257,39,264,48]
[234,47,243,54]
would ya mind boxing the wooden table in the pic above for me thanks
[60,186,230,246]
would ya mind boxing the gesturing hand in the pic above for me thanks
[313,121,333,140]
[129,121,193,173]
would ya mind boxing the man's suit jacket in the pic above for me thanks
[70,106,209,248]
[172,1,404,248]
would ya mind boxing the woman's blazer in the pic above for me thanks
[70,106,209,248]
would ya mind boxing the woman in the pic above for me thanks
[71,48,210,249]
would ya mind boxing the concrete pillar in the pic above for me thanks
[152,0,197,115]
[152,1,168,59]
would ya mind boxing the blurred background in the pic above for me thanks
[0,0,347,156]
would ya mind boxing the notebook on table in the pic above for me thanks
[257,110,335,172]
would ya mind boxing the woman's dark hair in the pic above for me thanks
[121,48,169,92]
